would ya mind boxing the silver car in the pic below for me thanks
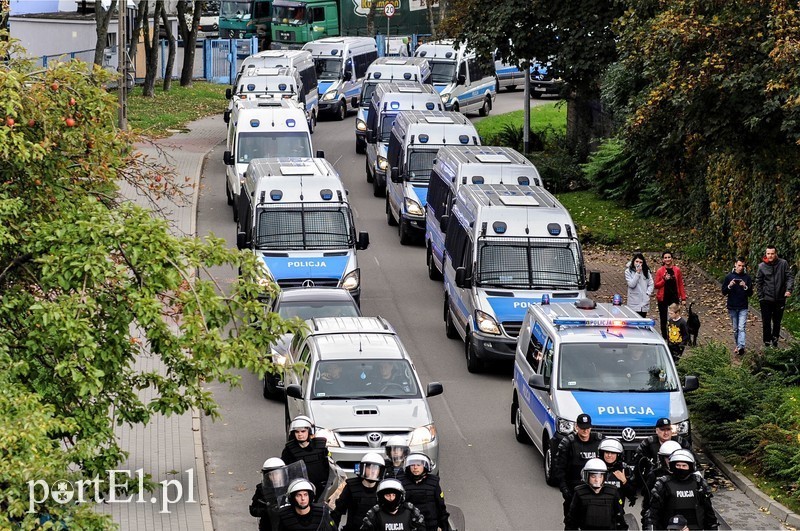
[284,317,443,476]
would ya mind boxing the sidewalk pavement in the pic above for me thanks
[107,116,790,530]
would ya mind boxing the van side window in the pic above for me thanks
[386,132,402,169]
[298,344,311,387]
[458,61,467,82]
[445,221,469,267]
[427,170,448,222]
[354,55,368,79]
[300,65,318,92]
[468,57,481,83]
[525,331,543,368]
[540,339,554,385]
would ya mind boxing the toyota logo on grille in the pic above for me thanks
[621,427,637,442]
[367,432,382,446]
[302,279,315,288]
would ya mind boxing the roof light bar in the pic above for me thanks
[552,317,656,328]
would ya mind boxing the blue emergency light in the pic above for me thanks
[331,49,339,55]
[279,83,287,91]
[404,73,412,80]
[547,223,561,236]
[459,135,469,144]
[320,189,333,200]
[250,119,260,127]
[270,189,283,201]
[518,177,530,185]
[426,102,435,110]
[374,72,382,79]
[492,221,507,234]
[286,119,296,127]
[418,134,429,143]
[445,52,453,58]
[541,294,550,305]
[552,317,656,328]
[471,176,485,184]
[247,84,256,91]
[390,101,400,110]
[612,294,623,306]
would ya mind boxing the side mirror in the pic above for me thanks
[455,266,471,289]
[236,231,247,250]
[315,150,325,159]
[683,375,699,392]
[343,70,352,81]
[356,231,370,250]
[223,151,233,165]
[225,88,232,99]
[286,384,303,399]
[439,214,449,232]
[587,271,601,292]
[527,374,548,391]
[390,167,401,183]
[426,382,444,397]
[366,128,375,143]
[223,110,231,124]
[351,96,358,108]
[457,74,466,85]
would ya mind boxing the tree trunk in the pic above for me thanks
[2,0,12,35]
[178,0,202,86]
[438,0,447,26]
[426,0,435,40]
[366,0,379,38]
[566,95,595,163]
[129,0,147,66]
[93,0,117,66]
[161,6,176,90]
[142,0,162,97]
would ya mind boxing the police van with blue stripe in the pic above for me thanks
[365,82,442,197]
[510,299,699,485]
[442,184,600,372]
[414,40,496,116]
[354,57,432,154]
[425,145,542,281]
[303,37,378,121]
[235,158,370,305]
[386,110,480,245]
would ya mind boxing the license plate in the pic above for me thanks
[534,87,547,92]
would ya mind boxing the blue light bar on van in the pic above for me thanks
[492,221,507,234]
[541,294,550,305]
[518,177,530,185]
[250,119,260,127]
[418,134,429,143]
[404,73,412,80]
[286,119,296,127]
[426,102,435,110]
[320,189,333,200]
[374,72,382,79]
[390,101,400,110]
[270,189,283,201]
[547,223,561,236]
[247,84,256,91]
[279,83,287,91]
[331,49,339,55]
[552,317,656,328]
[472,176,485,184]
[459,135,469,144]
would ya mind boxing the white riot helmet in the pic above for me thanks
[377,479,405,512]
[668,449,696,480]
[359,452,386,483]
[581,458,608,484]
[598,438,624,455]
[289,415,315,436]
[286,478,316,509]
[404,453,432,479]
[658,440,682,468]
[262,457,286,472]
[261,457,288,491]
[384,436,410,467]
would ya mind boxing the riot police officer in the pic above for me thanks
[633,418,692,481]
[639,439,682,527]
[281,415,330,501]
[401,453,450,531]
[598,438,637,505]
[384,436,410,479]
[644,450,719,530]
[564,458,628,530]
[332,452,384,531]
[275,479,336,531]
[555,414,604,517]
[360,479,425,531]
[250,457,287,531]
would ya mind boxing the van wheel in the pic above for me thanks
[225,181,233,206]
[479,96,490,117]
[263,376,282,401]
[284,406,291,437]
[398,216,412,245]
[544,435,559,486]
[366,158,373,183]
[444,298,459,339]
[451,101,460,113]
[465,333,485,373]
[336,101,347,121]
[386,196,397,226]
[373,174,385,197]
[308,114,314,135]
[507,85,517,92]
[513,399,532,444]
[312,110,317,128]
[232,196,239,223]
[427,246,442,280]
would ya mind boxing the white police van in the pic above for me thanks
[354,57,432,154]
[224,100,316,222]
[236,158,370,305]
[303,37,378,121]
[365,82,442,198]
[425,146,542,280]
[414,40,496,116]
[442,184,600,372]
[386,110,480,245]
[510,299,699,485]
[494,53,527,91]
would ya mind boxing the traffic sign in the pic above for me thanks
[384,2,395,18]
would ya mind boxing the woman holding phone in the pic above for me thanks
[625,252,655,317]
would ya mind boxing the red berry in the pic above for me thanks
[64,117,76,127]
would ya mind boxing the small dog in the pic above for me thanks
[687,302,701,346]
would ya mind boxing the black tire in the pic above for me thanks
[513,399,532,444]
[356,139,366,155]
[386,196,397,226]
[312,111,317,129]
[398,216,412,245]
[479,96,490,117]
[366,157,373,183]
[544,435,559,486]
[263,376,282,400]
[232,195,239,223]
[336,101,346,121]
[451,101,460,113]
[465,333,485,373]
[373,174,385,197]
[308,113,314,135]
[507,85,517,91]
[427,247,442,280]
[444,299,459,340]
[531,91,543,99]
[225,181,233,206]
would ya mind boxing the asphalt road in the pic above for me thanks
[198,90,572,530]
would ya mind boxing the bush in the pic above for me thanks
[582,137,638,206]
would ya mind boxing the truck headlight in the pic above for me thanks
[322,90,338,101]
[557,417,575,436]
[340,269,360,291]
[377,155,388,171]
[356,118,367,131]
[404,197,424,216]
[270,349,287,367]
[409,424,437,446]
[440,92,450,103]
[676,419,690,436]
[476,310,501,335]
[315,427,340,447]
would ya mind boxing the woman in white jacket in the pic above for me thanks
[625,252,655,317]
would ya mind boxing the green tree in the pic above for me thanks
[0,37,293,526]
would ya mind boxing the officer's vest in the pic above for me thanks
[661,476,706,530]
[284,438,329,488]
[566,435,601,488]
[341,478,378,531]
[370,505,416,531]
[402,474,441,530]
[277,504,325,531]
[572,484,619,530]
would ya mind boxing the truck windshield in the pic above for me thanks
[312,359,421,399]
[557,343,679,392]
[406,149,437,182]
[255,203,354,250]
[272,3,306,25]
[476,237,583,290]
[314,58,342,80]
[237,132,311,163]
[361,82,379,106]
[379,113,396,143]
[429,60,456,84]
[221,1,253,18]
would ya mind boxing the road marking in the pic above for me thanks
[374,257,380,267]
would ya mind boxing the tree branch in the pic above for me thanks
[0,252,33,285]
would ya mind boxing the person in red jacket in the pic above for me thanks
[654,251,687,340]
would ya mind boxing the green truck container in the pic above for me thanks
[271,0,438,49]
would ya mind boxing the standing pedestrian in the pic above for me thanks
[276,479,336,531]
[331,453,384,531]
[555,414,604,518]
[401,453,450,531]
[625,253,655,317]
[250,457,287,531]
[281,416,330,501]
[666,304,689,364]
[654,251,687,340]
[756,245,794,347]
[564,458,629,530]
[721,257,753,356]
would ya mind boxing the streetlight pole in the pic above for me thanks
[523,60,531,154]
[118,1,127,131]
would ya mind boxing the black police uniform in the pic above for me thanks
[644,474,719,530]
[384,458,406,480]
[360,502,425,531]
[276,504,335,531]
[555,432,604,515]
[632,435,692,477]
[603,460,637,505]
[331,478,378,531]
[250,483,281,531]
[564,483,629,530]
[401,473,450,531]
[281,437,329,500]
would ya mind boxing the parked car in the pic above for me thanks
[530,61,565,99]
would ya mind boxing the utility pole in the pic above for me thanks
[523,60,531,154]
[118,1,127,131]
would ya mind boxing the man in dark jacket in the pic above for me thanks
[565,458,628,530]
[401,453,450,531]
[555,414,604,517]
[721,257,753,355]
[756,245,794,347]
[281,416,330,501]
[331,453,383,531]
